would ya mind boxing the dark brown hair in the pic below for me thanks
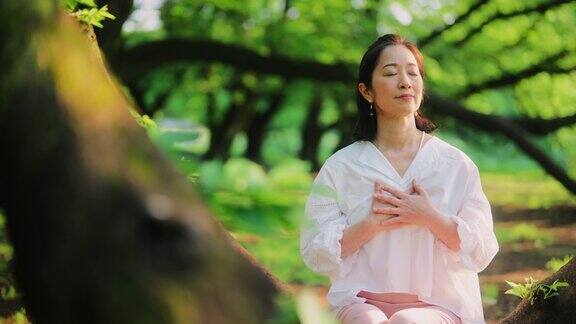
[353,34,437,141]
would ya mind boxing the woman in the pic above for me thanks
[300,34,499,324]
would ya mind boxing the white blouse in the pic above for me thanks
[300,136,499,324]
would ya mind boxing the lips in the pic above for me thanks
[396,94,414,99]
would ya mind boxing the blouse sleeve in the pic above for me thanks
[300,162,357,280]
[445,163,499,273]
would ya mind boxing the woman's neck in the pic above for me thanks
[372,116,421,151]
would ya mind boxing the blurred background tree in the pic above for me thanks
[96,0,576,194]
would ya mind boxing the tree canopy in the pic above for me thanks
[95,0,576,194]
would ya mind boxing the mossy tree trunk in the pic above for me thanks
[0,2,280,323]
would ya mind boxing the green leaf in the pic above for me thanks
[77,0,97,7]
[100,6,116,20]
[63,0,78,10]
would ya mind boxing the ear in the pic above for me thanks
[357,83,373,103]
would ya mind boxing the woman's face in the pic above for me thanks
[361,45,423,119]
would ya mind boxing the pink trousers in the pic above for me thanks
[333,292,461,324]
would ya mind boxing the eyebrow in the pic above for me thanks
[381,63,418,69]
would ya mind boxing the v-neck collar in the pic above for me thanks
[358,135,437,185]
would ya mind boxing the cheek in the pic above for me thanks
[373,79,395,93]
[414,81,424,96]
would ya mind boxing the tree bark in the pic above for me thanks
[501,258,576,324]
[245,91,285,162]
[204,73,259,160]
[299,93,324,170]
[0,7,280,324]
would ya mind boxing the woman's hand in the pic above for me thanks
[372,179,441,229]
[365,182,410,231]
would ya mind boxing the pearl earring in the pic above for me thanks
[369,102,374,116]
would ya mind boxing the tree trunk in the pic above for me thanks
[245,92,285,162]
[0,6,280,324]
[204,74,258,160]
[299,93,324,169]
[501,258,576,324]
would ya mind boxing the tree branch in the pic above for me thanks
[452,0,574,47]
[113,38,355,85]
[425,93,576,194]
[458,50,572,97]
[246,90,286,162]
[513,112,576,135]
[418,0,489,48]
[114,38,576,134]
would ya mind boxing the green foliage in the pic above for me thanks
[546,255,574,273]
[505,277,539,301]
[481,283,499,306]
[61,0,116,28]
[480,171,574,208]
[266,293,300,324]
[295,289,337,324]
[505,277,570,305]
[539,280,570,301]
[148,117,327,284]
[267,290,338,324]
[63,0,97,9]
[495,223,555,248]
[239,233,327,285]
[149,0,576,180]
[0,210,24,320]
[2,309,28,324]
[130,109,158,131]
[200,158,311,234]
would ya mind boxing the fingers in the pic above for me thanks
[373,206,399,215]
[412,179,421,194]
[380,184,408,199]
[373,193,402,206]
[374,181,382,192]
[411,179,428,197]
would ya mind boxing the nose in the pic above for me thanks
[399,74,411,89]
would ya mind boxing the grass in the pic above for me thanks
[482,283,499,306]
[481,170,574,209]
[494,223,555,248]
